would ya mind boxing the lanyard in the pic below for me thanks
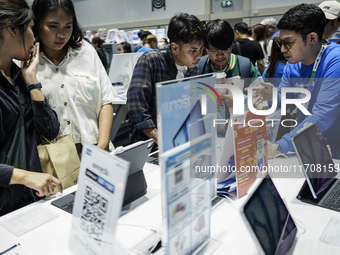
[300,44,327,85]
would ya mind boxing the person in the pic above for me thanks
[252,24,273,68]
[262,36,287,87]
[0,0,62,215]
[319,1,340,42]
[137,34,158,53]
[198,19,261,91]
[117,42,132,54]
[32,0,117,153]
[91,36,108,70]
[126,13,206,144]
[253,3,340,159]
[158,37,168,50]
[232,22,265,74]
[160,38,169,46]
[134,30,152,52]
[198,19,261,140]
[260,17,280,39]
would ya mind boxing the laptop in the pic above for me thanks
[241,175,340,255]
[291,123,340,212]
[51,139,154,213]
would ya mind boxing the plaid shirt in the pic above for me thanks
[126,45,199,142]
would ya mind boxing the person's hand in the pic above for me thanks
[218,90,233,108]
[267,141,280,159]
[22,42,40,85]
[246,81,274,105]
[11,168,63,197]
[24,171,63,197]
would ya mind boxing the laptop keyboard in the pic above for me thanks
[60,201,74,213]
[292,237,340,255]
[149,157,159,165]
[320,182,340,211]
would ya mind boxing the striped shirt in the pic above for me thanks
[126,45,199,142]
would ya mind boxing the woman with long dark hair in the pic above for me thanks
[262,36,287,87]
[0,0,61,215]
[32,0,117,154]
[252,24,273,68]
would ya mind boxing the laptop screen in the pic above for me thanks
[244,177,297,255]
[291,123,336,197]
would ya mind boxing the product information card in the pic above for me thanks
[69,143,130,255]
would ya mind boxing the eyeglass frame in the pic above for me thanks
[274,37,299,50]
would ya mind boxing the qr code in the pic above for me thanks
[80,186,109,242]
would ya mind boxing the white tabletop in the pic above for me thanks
[1,158,340,254]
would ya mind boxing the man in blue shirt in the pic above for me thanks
[126,13,206,144]
[254,4,340,159]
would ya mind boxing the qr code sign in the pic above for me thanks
[80,185,109,241]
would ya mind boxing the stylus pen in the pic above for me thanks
[0,243,20,255]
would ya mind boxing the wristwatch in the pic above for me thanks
[277,144,284,154]
[27,82,42,91]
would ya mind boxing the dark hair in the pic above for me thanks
[119,42,132,53]
[247,26,253,37]
[265,36,287,79]
[234,22,249,35]
[138,30,151,40]
[277,3,325,43]
[32,0,83,50]
[0,0,34,46]
[168,13,206,46]
[253,24,270,54]
[205,19,234,51]
[161,38,169,45]
[91,36,104,48]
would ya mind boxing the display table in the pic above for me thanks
[1,157,340,255]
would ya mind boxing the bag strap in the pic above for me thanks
[235,41,242,56]
[161,50,177,79]
[198,55,209,74]
[236,55,252,91]
[40,128,64,144]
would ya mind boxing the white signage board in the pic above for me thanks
[69,143,130,255]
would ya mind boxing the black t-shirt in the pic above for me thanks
[232,39,264,66]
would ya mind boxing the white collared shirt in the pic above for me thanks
[175,63,188,79]
[36,41,117,144]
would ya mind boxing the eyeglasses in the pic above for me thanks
[274,37,299,50]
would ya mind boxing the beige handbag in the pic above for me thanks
[37,132,80,194]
